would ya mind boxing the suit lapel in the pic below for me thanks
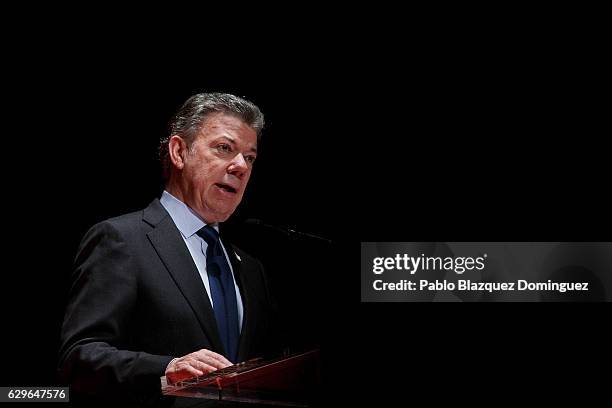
[143,200,225,354]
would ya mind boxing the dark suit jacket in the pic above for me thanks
[59,199,280,407]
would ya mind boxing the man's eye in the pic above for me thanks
[217,144,232,153]
[245,155,256,164]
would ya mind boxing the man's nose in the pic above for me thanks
[228,153,248,177]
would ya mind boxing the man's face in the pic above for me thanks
[179,113,258,224]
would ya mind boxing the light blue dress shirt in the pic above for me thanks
[160,190,244,332]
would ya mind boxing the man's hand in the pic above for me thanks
[165,349,233,384]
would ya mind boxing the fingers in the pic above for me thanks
[192,349,233,369]
[165,348,234,384]
[175,360,204,378]
[176,358,217,375]
[165,356,217,384]
[165,361,202,384]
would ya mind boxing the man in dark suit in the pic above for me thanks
[59,93,280,406]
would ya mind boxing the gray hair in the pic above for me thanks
[160,92,265,181]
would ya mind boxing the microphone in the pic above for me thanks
[244,219,334,244]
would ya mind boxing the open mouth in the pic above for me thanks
[215,183,238,194]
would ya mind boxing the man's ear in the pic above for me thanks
[168,135,187,170]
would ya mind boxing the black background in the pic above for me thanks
[1,12,610,406]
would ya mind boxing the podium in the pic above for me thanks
[161,350,320,407]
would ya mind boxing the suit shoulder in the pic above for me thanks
[81,206,157,245]
[83,211,138,236]
[86,199,166,236]
[105,209,146,229]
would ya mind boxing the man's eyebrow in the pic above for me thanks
[217,135,236,144]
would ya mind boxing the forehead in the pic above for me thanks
[197,113,257,146]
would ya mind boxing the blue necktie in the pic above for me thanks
[197,225,239,362]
